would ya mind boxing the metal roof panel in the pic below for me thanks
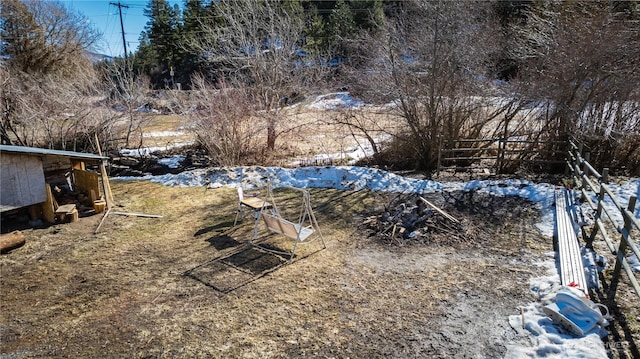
[0,145,109,161]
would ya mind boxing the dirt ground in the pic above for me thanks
[2,109,639,358]
[1,177,558,358]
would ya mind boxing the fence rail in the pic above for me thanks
[566,140,640,299]
[437,137,566,174]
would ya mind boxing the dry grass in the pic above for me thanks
[2,105,638,358]
[1,180,555,358]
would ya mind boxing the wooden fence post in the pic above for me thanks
[609,196,637,299]
[436,135,442,177]
[566,140,576,177]
[588,168,609,248]
[583,152,590,175]
[588,184,606,248]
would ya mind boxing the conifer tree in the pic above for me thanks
[327,0,356,56]
[138,0,182,87]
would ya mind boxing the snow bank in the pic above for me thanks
[113,166,442,193]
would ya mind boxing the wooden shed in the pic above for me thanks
[0,145,110,223]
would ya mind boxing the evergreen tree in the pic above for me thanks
[327,0,356,57]
[182,0,206,37]
[139,0,182,87]
[179,0,211,86]
[303,4,328,55]
[351,0,384,33]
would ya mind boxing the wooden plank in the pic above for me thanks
[100,162,113,209]
[441,156,499,161]
[71,160,85,170]
[94,136,114,206]
[73,169,100,202]
[42,184,57,223]
[112,211,162,218]
[419,196,459,223]
[440,148,497,153]
[55,204,76,215]
[241,197,272,210]
[95,208,111,234]
[555,188,588,296]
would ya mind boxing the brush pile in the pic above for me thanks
[361,194,474,246]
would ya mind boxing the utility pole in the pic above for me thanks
[110,1,129,61]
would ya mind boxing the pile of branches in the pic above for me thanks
[361,194,474,246]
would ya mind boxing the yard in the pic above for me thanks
[2,105,639,358]
[1,179,552,358]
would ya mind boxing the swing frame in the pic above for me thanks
[250,184,326,262]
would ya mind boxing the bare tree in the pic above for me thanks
[101,60,153,150]
[345,0,505,170]
[1,0,100,76]
[509,2,640,145]
[188,0,326,152]
[188,75,263,166]
[0,0,104,150]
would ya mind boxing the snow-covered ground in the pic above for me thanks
[505,255,610,358]
[307,92,365,110]
[113,165,639,358]
[118,131,193,158]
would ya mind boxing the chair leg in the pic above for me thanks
[233,205,243,226]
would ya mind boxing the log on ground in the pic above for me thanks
[1,231,26,254]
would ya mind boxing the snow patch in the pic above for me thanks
[119,141,195,157]
[504,253,609,359]
[308,92,365,110]
[143,131,185,138]
[157,156,184,169]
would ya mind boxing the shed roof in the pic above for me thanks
[0,145,109,162]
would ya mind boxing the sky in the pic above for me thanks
[58,0,181,57]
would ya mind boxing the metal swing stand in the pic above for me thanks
[249,184,326,263]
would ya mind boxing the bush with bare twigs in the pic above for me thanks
[187,77,263,166]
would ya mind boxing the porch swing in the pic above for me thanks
[250,184,326,262]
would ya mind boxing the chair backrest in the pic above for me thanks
[262,212,315,243]
[262,213,299,239]
[237,187,244,201]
